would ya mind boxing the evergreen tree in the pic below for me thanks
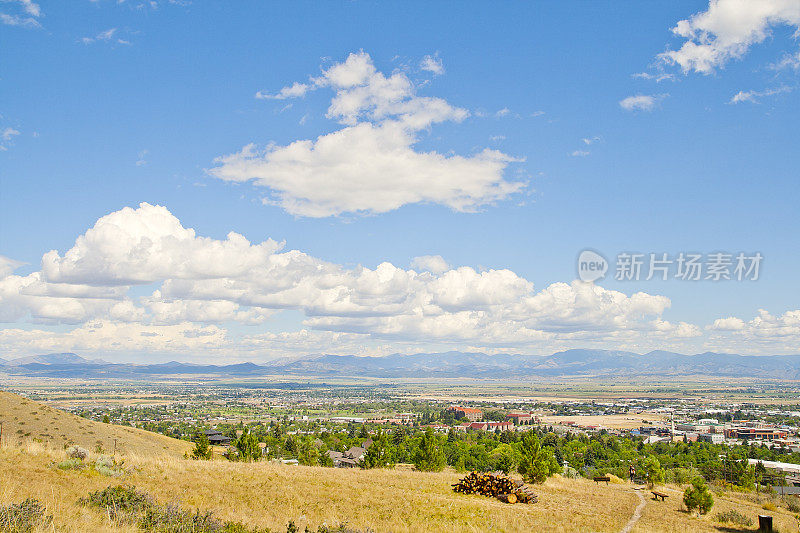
[413,428,446,472]
[391,427,406,446]
[361,429,393,469]
[643,456,665,487]
[190,433,213,460]
[284,436,297,455]
[318,447,334,467]
[235,430,261,462]
[447,428,457,443]
[683,477,714,515]
[298,439,320,466]
[518,433,558,484]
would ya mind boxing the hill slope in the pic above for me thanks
[0,391,191,457]
[1,442,798,532]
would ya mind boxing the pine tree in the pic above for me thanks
[518,433,558,484]
[413,428,446,472]
[235,430,261,462]
[361,429,393,469]
[190,433,212,460]
[643,456,665,487]
[298,439,320,466]
[683,477,714,515]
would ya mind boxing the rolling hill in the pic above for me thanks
[0,391,191,457]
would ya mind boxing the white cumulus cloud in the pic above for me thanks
[410,255,450,274]
[660,0,800,74]
[211,52,525,217]
[0,203,721,358]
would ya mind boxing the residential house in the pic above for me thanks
[203,429,231,446]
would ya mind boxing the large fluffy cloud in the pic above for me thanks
[709,309,800,340]
[660,0,800,74]
[1,203,792,359]
[41,203,283,285]
[210,52,525,217]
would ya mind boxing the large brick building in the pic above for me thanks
[506,411,536,425]
[725,427,788,441]
[448,405,483,421]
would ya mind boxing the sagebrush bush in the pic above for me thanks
[65,445,89,460]
[288,521,369,533]
[94,455,126,477]
[56,458,84,470]
[83,485,367,533]
[83,485,151,520]
[0,498,53,533]
[84,485,270,532]
[714,509,752,527]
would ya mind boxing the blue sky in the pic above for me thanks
[1,0,798,361]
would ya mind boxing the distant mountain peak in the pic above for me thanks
[2,350,799,380]
[2,353,107,366]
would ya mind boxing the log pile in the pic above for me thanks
[452,471,538,504]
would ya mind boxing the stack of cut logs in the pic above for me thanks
[452,471,538,504]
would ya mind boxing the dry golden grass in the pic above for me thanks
[1,442,640,532]
[631,485,798,532]
[4,442,797,533]
[0,391,190,457]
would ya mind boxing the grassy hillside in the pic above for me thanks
[0,391,190,457]
[1,440,799,532]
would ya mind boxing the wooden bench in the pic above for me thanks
[593,476,610,485]
[651,491,668,501]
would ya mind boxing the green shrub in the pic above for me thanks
[56,458,85,470]
[0,498,53,533]
[94,455,125,477]
[684,477,714,515]
[82,485,151,521]
[714,509,752,527]
[83,485,272,532]
[668,467,694,485]
[190,433,213,460]
[84,486,368,533]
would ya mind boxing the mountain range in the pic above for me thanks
[2,350,800,380]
